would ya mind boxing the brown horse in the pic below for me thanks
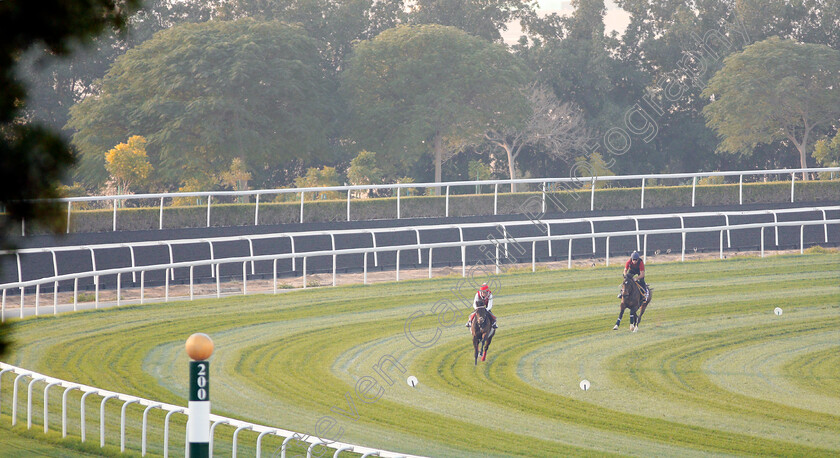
[614,273,650,332]
[471,306,495,365]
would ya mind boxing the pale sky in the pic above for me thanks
[503,0,631,43]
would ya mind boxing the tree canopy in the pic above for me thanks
[703,37,840,178]
[67,18,336,189]
[341,24,533,184]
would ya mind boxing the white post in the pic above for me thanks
[300,191,305,223]
[493,184,498,215]
[691,176,697,207]
[255,193,260,226]
[445,186,450,217]
[100,394,117,447]
[739,174,743,205]
[640,178,646,209]
[67,201,72,233]
[207,195,212,227]
[159,197,165,230]
[113,199,117,231]
[397,188,401,219]
[120,399,139,452]
[790,173,796,202]
[186,333,214,458]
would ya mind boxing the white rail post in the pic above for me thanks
[396,250,400,281]
[640,178,646,209]
[397,187,401,219]
[681,232,686,261]
[590,179,596,211]
[567,239,573,268]
[760,228,765,258]
[163,408,184,458]
[113,199,117,231]
[428,248,433,279]
[120,399,139,452]
[739,174,743,205]
[532,241,536,271]
[445,185,450,217]
[142,404,161,456]
[206,195,212,227]
[643,234,648,262]
[12,373,27,426]
[691,176,697,207]
[255,193,260,226]
[302,257,307,289]
[719,230,724,259]
[800,225,805,254]
[100,394,117,447]
[80,390,97,442]
[159,197,165,230]
[347,190,351,221]
[790,173,796,202]
[493,183,498,215]
[541,182,546,213]
[27,377,45,429]
[308,441,327,458]
[208,419,229,458]
[333,253,337,287]
[255,429,278,458]
[242,262,248,295]
[232,425,253,458]
[62,386,79,438]
[363,252,368,285]
[605,236,610,266]
[300,191,305,223]
[44,381,60,433]
[67,201,72,233]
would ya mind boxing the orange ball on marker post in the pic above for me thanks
[185,333,214,361]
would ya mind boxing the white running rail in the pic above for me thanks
[0,362,421,458]
[17,167,839,234]
[4,206,837,292]
[2,218,837,321]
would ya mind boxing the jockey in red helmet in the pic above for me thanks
[619,251,650,301]
[465,283,498,328]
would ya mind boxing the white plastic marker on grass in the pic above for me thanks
[580,380,590,391]
[774,307,783,316]
[407,375,418,387]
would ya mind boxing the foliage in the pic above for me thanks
[697,174,725,185]
[347,150,383,195]
[219,0,405,73]
[294,166,342,200]
[813,135,840,167]
[484,83,590,188]
[0,0,142,358]
[67,19,336,189]
[407,0,538,43]
[104,135,153,193]
[703,37,840,178]
[341,24,533,184]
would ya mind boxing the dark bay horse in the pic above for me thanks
[471,306,495,365]
[614,273,651,332]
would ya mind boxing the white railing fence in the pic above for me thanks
[16,167,840,235]
[2,218,837,321]
[0,362,418,458]
[4,206,837,294]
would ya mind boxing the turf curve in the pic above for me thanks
[3,252,839,457]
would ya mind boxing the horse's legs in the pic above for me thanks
[473,336,479,365]
[636,303,647,328]
[482,330,494,362]
[614,303,626,329]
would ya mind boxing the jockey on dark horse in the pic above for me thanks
[465,283,498,329]
[619,251,651,302]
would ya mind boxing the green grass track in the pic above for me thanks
[2,252,839,457]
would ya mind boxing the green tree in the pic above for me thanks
[341,25,532,188]
[67,18,336,188]
[1,0,142,358]
[104,135,153,194]
[347,150,383,197]
[408,0,537,43]
[220,0,405,73]
[813,134,840,178]
[703,37,840,179]
[484,84,590,190]
[294,166,342,200]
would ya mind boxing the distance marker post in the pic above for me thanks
[186,333,214,458]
